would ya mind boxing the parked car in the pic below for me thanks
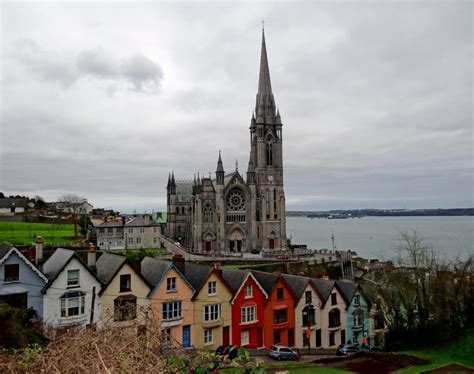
[268,345,300,361]
[277,255,290,260]
[216,345,239,360]
[250,249,261,254]
[337,343,360,356]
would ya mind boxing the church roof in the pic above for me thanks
[258,29,272,96]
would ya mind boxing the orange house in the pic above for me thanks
[251,271,297,347]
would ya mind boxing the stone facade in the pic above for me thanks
[166,30,287,253]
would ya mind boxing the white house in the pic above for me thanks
[42,248,102,330]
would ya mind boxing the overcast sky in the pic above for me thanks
[0,1,472,212]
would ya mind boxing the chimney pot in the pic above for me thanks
[35,236,44,265]
[88,243,97,268]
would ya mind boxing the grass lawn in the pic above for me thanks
[0,221,76,245]
[398,329,474,373]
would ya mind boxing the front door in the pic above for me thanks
[257,327,263,347]
[237,240,242,252]
[205,241,212,252]
[341,329,346,345]
[316,329,322,347]
[182,325,191,347]
[223,326,230,346]
[269,238,275,249]
[288,328,295,347]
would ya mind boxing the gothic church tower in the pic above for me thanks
[247,28,287,250]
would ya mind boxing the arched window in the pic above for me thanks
[181,207,185,215]
[328,308,341,327]
[203,203,213,223]
[302,305,316,326]
[266,140,273,166]
[226,189,246,223]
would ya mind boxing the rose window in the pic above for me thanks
[226,190,245,211]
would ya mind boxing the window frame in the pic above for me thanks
[162,301,182,321]
[244,284,253,298]
[208,281,217,295]
[204,303,221,322]
[4,264,19,282]
[241,305,257,323]
[204,329,213,344]
[241,330,249,346]
[166,277,176,292]
[120,274,131,292]
[67,269,80,287]
[60,295,86,318]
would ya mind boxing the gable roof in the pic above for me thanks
[0,242,15,260]
[336,280,357,305]
[141,257,195,297]
[282,274,311,300]
[96,253,152,295]
[141,257,172,286]
[182,262,213,291]
[42,248,101,292]
[311,278,335,302]
[0,246,48,283]
[190,266,234,301]
[0,198,27,209]
[221,268,248,293]
[250,270,279,296]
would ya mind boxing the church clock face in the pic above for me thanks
[268,175,274,182]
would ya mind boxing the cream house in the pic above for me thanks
[96,253,151,328]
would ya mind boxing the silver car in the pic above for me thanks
[268,345,300,360]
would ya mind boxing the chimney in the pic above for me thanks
[173,254,185,274]
[88,242,97,269]
[35,236,44,266]
[213,262,222,276]
[144,214,150,225]
[134,257,141,274]
[122,216,126,226]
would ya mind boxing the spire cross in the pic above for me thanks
[262,20,264,31]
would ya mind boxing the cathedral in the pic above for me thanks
[166,29,288,254]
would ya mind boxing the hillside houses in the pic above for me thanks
[0,242,389,351]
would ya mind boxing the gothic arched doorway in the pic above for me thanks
[228,228,245,252]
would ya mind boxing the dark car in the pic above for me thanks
[250,249,261,254]
[268,345,300,361]
[337,343,360,356]
[216,345,239,360]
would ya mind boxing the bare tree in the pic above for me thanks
[57,193,87,214]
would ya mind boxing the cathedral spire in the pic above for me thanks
[258,27,272,96]
[216,150,224,173]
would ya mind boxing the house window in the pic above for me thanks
[203,204,213,222]
[140,228,145,233]
[4,264,19,282]
[331,293,337,305]
[116,228,122,234]
[208,281,217,295]
[241,330,249,345]
[353,310,363,328]
[273,330,281,344]
[99,228,104,234]
[128,237,133,244]
[273,308,287,324]
[153,227,157,233]
[329,308,341,327]
[204,329,213,344]
[204,304,221,321]
[153,237,157,244]
[276,287,283,300]
[128,228,133,234]
[305,290,312,304]
[60,292,85,318]
[241,305,257,323]
[114,296,137,321]
[354,295,360,306]
[245,284,253,298]
[67,269,79,287]
[136,238,141,244]
[162,301,182,320]
[302,305,316,326]
[166,277,176,292]
[107,228,113,235]
[120,274,131,292]
[329,331,335,346]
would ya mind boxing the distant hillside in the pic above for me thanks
[287,208,474,218]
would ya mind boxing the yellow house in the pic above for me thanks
[141,256,195,347]
[96,253,152,328]
[186,263,233,350]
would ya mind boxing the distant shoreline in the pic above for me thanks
[286,208,474,218]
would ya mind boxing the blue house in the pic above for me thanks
[337,280,371,347]
[0,243,48,318]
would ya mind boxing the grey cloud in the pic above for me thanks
[14,42,163,94]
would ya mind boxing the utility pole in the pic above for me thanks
[331,229,335,254]
[90,286,96,327]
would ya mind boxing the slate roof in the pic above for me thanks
[282,274,311,299]
[126,216,159,227]
[182,262,213,291]
[95,221,123,228]
[250,270,279,296]
[221,268,248,293]
[0,242,14,260]
[141,257,171,286]
[96,252,127,285]
[0,198,27,209]
[42,248,76,280]
[311,278,335,301]
[336,280,357,304]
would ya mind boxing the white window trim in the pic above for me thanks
[244,284,253,298]
[204,329,213,345]
[166,277,177,292]
[241,330,249,346]
[204,303,221,321]
[67,269,80,287]
[241,305,257,324]
[162,301,182,321]
[208,281,217,296]
[60,296,85,318]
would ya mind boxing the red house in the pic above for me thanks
[251,271,297,348]
[222,269,268,348]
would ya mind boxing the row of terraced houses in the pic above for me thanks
[0,240,387,350]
